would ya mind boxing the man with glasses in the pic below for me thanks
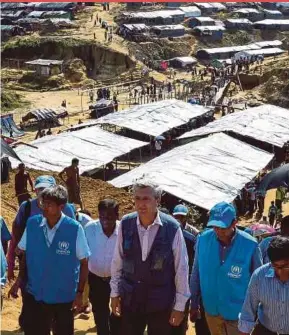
[239,236,289,335]
[8,185,90,335]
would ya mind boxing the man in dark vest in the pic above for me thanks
[110,179,190,335]
[8,185,90,335]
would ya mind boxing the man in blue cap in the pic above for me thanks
[190,201,262,335]
[8,185,90,335]
[7,175,76,328]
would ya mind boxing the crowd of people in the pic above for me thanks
[1,166,289,335]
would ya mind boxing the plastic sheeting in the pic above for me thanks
[179,105,289,148]
[22,108,67,123]
[96,99,209,137]
[1,114,24,138]
[110,133,273,210]
[12,126,147,175]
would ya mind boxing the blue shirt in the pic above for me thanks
[239,264,289,334]
[259,236,274,264]
[0,243,7,287]
[1,216,12,243]
[190,230,263,309]
[14,198,76,227]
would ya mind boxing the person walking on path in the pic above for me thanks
[110,179,190,335]
[190,202,262,335]
[85,199,121,335]
[7,175,76,329]
[15,163,34,206]
[8,185,91,335]
[238,236,289,335]
[59,158,83,210]
[268,201,278,226]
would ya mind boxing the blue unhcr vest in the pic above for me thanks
[198,229,258,320]
[121,212,179,313]
[26,215,80,304]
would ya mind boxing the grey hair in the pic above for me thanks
[40,185,68,206]
[131,178,162,199]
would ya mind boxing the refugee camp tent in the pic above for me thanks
[1,2,27,10]
[1,114,24,138]
[196,40,282,61]
[1,25,25,40]
[22,108,68,127]
[110,133,273,210]
[95,99,210,139]
[234,8,263,22]
[151,24,185,38]
[186,16,216,28]
[169,56,198,69]
[121,10,185,25]
[11,126,147,176]
[233,47,285,61]
[32,2,76,12]
[90,99,115,119]
[254,19,289,31]
[179,105,289,148]
[42,11,72,20]
[194,2,226,14]
[27,11,46,18]
[263,9,283,19]
[224,18,253,30]
[193,26,225,40]
[0,10,26,21]
[179,6,201,18]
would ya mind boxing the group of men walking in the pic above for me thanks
[1,173,289,335]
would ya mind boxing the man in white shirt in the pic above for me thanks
[85,199,121,335]
[110,179,190,335]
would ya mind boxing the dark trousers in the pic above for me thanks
[121,308,172,335]
[275,199,282,212]
[17,193,31,206]
[23,292,73,335]
[252,322,289,335]
[88,272,120,335]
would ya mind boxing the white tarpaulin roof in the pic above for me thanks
[11,126,147,175]
[110,133,273,210]
[179,105,289,148]
[95,99,210,137]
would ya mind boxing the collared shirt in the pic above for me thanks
[76,212,93,228]
[85,220,119,278]
[110,211,191,312]
[190,229,263,309]
[239,264,289,334]
[259,236,274,264]
[18,214,91,261]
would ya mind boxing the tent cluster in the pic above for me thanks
[0,1,79,38]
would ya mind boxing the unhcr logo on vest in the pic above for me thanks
[56,241,70,256]
[228,265,242,279]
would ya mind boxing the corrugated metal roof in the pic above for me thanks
[25,59,63,66]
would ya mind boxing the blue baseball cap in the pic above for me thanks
[207,202,236,229]
[34,175,56,189]
[173,204,189,216]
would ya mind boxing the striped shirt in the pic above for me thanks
[238,264,289,334]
